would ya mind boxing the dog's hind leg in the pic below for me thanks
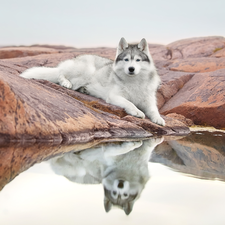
[58,73,73,89]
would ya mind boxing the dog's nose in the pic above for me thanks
[118,180,124,189]
[128,67,135,73]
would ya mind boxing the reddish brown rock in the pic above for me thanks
[160,69,225,129]
[4,36,225,135]
[123,115,190,136]
[157,71,194,108]
[168,57,225,73]
[0,47,60,59]
[36,80,190,136]
[0,65,190,143]
[0,71,153,143]
[165,113,194,127]
[167,36,225,59]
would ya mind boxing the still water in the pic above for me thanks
[0,131,225,225]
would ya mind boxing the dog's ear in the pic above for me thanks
[116,37,128,57]
[138,38,150,56]
[123,200,135,215]
[104,197,112,213]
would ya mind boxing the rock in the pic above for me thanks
[212,48,225,58]
[168,57,225,73]
[0,140,113,191]
[148,44,171,60]
[0,71,154,143]
[0,61,25,75]
[36,80,128,118]
[0,47,60,59]
[167,36,225,59]
[0,66,189,143]
[160,69,225,129]
[1,53,77,70]
[122,115,190,136]
[152,131,225,181]
[158,71,194,108]
[3,35,225,131]
[36,80,190,136]
[30,44,77,51]
[165,113,194,127]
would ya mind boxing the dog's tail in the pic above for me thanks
[20,67,59,83]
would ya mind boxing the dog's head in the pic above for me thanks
[113,38,155,78]
[102,171,149,215]
[103,179,139,215]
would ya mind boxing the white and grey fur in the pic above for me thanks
[50,138,163,215]
[20,38,165,126]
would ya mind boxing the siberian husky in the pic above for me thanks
[50,138,163,215]
[20,38,165,126]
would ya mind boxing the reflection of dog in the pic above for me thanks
[50,138,163,215]
[20,38,165,126]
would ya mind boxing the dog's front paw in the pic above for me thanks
[61,80,72,89]
[128,108,145,119]
[151,115,165,126]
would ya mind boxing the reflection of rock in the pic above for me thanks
[151,132,225,181]
[50,138,163,215]
[0,139,119,191]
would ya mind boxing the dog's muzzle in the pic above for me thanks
[128,67,135,75]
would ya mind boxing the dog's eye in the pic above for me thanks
[124,58,129,61]
[136,59,141,62]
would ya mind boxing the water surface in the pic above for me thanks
[0,131,225,225]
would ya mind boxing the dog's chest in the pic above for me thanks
[124,82,150,103]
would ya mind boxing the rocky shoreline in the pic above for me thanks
[1,36,225,142]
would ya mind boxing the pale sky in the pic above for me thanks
[1,0,225,47]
